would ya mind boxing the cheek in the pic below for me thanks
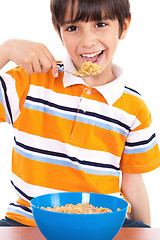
[62,37,76,52]
[106,33,119,51]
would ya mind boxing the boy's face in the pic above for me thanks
[59,9,130,86]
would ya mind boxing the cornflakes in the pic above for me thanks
[41,202,113,214]
[71,61,101,77]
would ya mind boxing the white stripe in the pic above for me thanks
[25,97,77,118]
[14,129,121,169]
[125,136,156,151]
[7,206,34,220]
[28,84,81,109]
[11,184,28,202]
[130,117,141,131]
[108,192,121,198]
[25,98,128,137]
[12,173,64,198]
[7,204,33,216]
[28,84,139,132]
[124,87,142,98]
[14,144,120,176]
[11,174,122,201]
[0,72,20,123]
[0,83,11,123]
[126,124,155,143]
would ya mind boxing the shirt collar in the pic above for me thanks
[61,50,125,105]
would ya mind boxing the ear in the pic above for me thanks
[120,18,131,40]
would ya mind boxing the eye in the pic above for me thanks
[66,25,78,32]
[95,22,108,28]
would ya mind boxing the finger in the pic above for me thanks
[22,63,34,75]
[51,65,59,78]
[40,54,58,77]
[43,47,58,78]
[32,57,43,73]
[38,57,52,74]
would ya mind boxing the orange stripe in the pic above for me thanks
[7,66,56,91]
[13,108,74,143]
[6,212,36,226]
[16,198,31,208]
[115,92,149,117]
[7,67,30,111]
[14,107,125,154]
[70,119,126,154]
[0,103,7,122]
[7,65,108,104]
[12,150,120,194]
[120,144,160,173]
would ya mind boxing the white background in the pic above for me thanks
[0,0,160,227]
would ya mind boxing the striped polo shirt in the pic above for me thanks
[0,53,159,226]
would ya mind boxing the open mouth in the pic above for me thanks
[80,50,104,63]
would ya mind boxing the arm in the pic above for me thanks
[121,172,151,226]
[0,39,58,77]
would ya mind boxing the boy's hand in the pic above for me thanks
[0,39,58,77]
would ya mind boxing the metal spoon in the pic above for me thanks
[64,69,101,78]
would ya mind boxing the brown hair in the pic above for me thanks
[50,0,131,36]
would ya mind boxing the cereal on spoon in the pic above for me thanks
[71,61,101,77]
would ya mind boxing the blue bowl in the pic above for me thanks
[31,192,128,240]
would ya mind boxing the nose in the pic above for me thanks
[80,30,98,48]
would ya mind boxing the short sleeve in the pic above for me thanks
[120,99,160,173]
[0,67,29,125]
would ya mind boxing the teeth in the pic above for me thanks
[82,50,102,58]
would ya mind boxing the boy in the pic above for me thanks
[0,0,159,227]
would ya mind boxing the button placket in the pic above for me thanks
[69,87,92,144]
[80,98,87,113]
[81,88,93,112]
